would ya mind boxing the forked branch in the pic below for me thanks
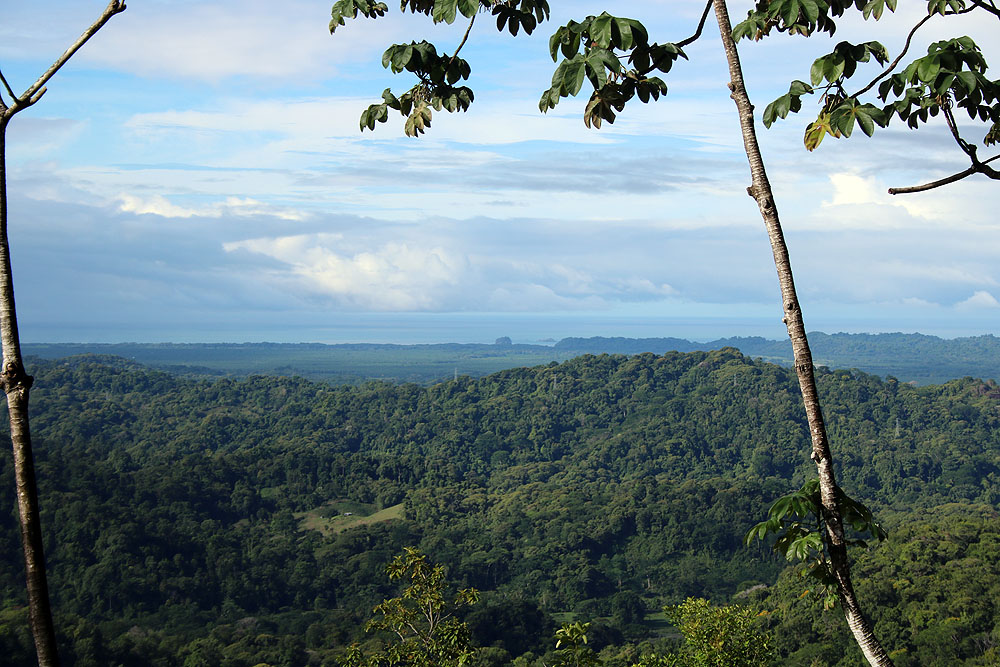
[677,0,713,48]
[888,103,999,194]
[888,155,1000,194]
[2,1,126,118]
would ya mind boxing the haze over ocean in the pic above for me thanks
[24,311,998,346]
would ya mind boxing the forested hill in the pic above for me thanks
[2,350,999,665]
[555,332,1000,384]
[23,331,1000,385]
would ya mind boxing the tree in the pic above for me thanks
[549,600,773,667]
[662,597,775,667]
[340,547,479,667]
[330,1,891,663]
[0,3,127,665]
[550,622,602,667]
[741,0,1000,194]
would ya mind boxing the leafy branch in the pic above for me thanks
[738,0,1000,193]
[331,0,551,136]
[539,12,687,128]
[745,479,887,610]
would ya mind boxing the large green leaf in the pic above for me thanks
[589,13,613,48]
[431,0,458,25]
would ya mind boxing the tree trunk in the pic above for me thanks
[0,120,60,667]
[0,6,125,663]
[710,2,894,665]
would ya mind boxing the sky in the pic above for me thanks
[1,0,998,344]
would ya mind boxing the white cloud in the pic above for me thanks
[956,290,1000,310]
[225,234,468,310]
[825,172,884,207]
[223,227,690,313]
[72,0,392,82]
[119,194,306,220]
[823,171,955,222]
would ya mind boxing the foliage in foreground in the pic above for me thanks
[345,550,775,667]
[758,505,1000,666]
[340,547,479,667]
[746,478,888,610]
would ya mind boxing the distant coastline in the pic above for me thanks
[23,332,1000,386]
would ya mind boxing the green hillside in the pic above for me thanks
[1,350,998,665]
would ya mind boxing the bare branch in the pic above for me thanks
[447,12,477,69]
[941,103,978,159]
[888,156,1000,194]
[968,0,1000,19]
[888,166,977,194]
[677,0,713,48]
[8,1,126,116]
[0,69,17,108]
[851,13,934,100]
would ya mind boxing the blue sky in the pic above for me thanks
[2,0,998,343]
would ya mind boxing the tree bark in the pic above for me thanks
[710,2,894,665]
[0,119,60,667]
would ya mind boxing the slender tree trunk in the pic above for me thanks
[0,120,59,667]
[0,4,126,664]
[710,2,894,665]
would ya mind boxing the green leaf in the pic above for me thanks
[617,18,647,50]
[386,44,416,72]
[789,79,814,96]
[586,49,619,87]
[589,13,613,48]
[956,70,979,94]
[800,0,820,24]
[456,0,477,19]
[562,58,586,96]
[916,55,941,83]
[769,496,793,521]
[538,86,560,112]
[868,41,890,65]
[823,54,846,84]
[856,108,875,136]
[330,0,389,34]
[763,99,782,128]
[548,29,563,62]
[935,73,956,96]
[431,0,459,24]
[833,107,854,137]
[783,0,801,27]
[810,58,826,87]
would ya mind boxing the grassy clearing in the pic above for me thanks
[297,501,404,537]
[644,611,675,636]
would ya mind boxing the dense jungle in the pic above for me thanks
[1,348,998,665]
